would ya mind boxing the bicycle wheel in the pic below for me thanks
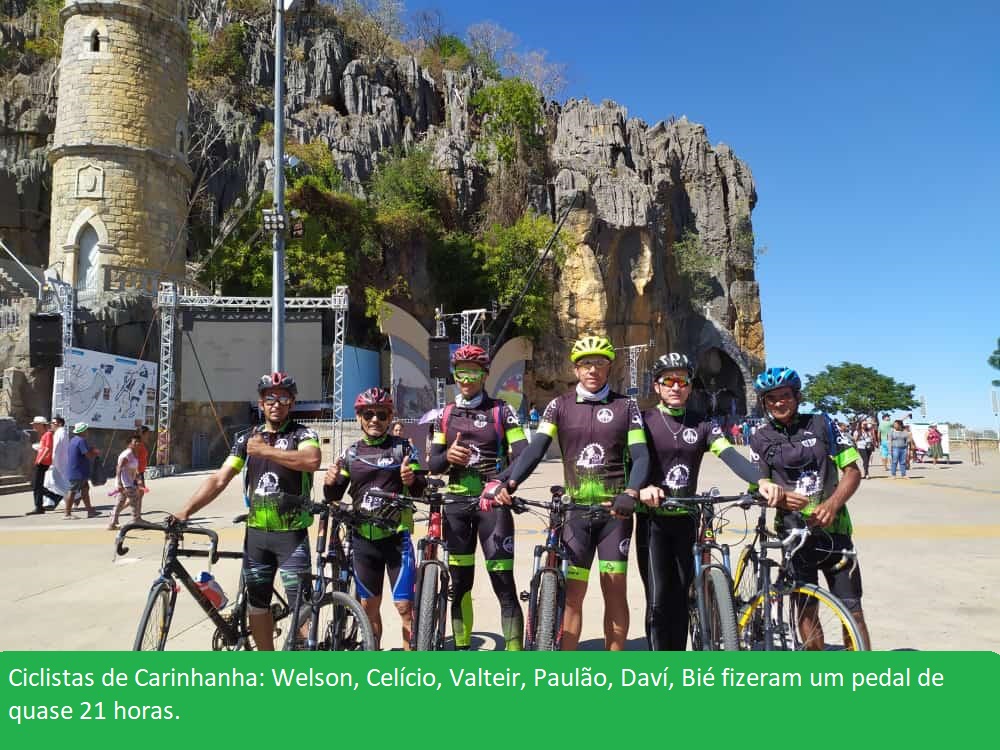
[732,546,759,611]
[133,581,173,651]
[319,591,376,651]
[697,567,739,651]
[414,564,441,651]
[737,583,867,651]
[533,569,560,651]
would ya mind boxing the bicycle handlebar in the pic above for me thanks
[115,519,221,563]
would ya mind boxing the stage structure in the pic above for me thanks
[155,282,349,471]
[432,305,497,409]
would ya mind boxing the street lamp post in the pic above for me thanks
[270,0,290,373]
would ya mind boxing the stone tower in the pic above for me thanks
[47,0,191,295]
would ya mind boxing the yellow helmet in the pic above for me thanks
[570,334,616,363]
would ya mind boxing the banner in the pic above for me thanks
[54,348,157,430]
[1,652,994,746]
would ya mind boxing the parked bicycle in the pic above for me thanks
[732,500,868,650]
[282,501,381,651]
[115,515,290,651]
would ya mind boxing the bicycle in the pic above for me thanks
[647,490,748,651]
[731,501,868,651]
[281,501,379,651]
[364,478,480,651]
[115,515,290,651]
[507,487,612,651]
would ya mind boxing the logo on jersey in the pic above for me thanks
[576,443,606,469]
[664,464,691,490]
[377,455,394,468]
[502,535,514,554]
[473,413,489,429]
[802,438,817,448]
[750,450,760,462]
[256,472,280,494]
[682,428,698,444]
[596,408,614,424]
[794,470,821,497]
[506,414,519,425]
[467,444,482,466]
[237,435,247,445]
[618,538,631,557]
[836,433,854,447]
[710,425,723,437]
[275,438,289,450]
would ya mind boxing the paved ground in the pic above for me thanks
[1,445,997,651]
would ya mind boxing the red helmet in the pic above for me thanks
[354,387,393,412]
[451,344,490,370]
[258,372,297,397]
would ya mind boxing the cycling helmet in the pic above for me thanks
[451,344,490,369]
[753,367,802,395]
[652,352,694,378]
[570,334,616,363]
[258,371,298,397]
[354,387,394,412]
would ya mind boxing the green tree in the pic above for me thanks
[989,337,1000,386]
[673,229,716,305]
[477,214,567,336]
[802,363,919,419]
[471,78,544,165]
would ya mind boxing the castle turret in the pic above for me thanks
[47,0,192,296]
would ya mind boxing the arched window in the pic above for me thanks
[77,224,100,291]
[90,29,101,52]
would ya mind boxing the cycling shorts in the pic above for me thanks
[563,510,633,581]
[788,532,863,606]
[352,531,415,602]
[243,527,310,612]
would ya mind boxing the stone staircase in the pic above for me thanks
[0,473,33,497]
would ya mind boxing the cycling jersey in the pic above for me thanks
[324,434,425,540]
[225,421,320,531]
[429,395,526,495]
[750,413,860,535]
[534,390,647,502]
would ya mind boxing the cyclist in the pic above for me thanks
[488,334,649,651]
[174,372,321,651]
[323,387,425,650]
[427,344,528,651]
[637,352,788,650]
[750,366,871,649]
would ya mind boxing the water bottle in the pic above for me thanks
[195,571,228,610]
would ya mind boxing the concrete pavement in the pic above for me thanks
[1,445,997,651]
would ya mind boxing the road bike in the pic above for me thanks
[115,515,290,651]
[731,501,868,651]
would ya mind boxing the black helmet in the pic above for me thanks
[258,371,298,397]
[652,352,694,378]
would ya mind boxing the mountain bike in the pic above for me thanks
[507,487,612,651]
[648,490,747,651]
[282,502,378,651]
[732,501,868,650]
[364,479,479,651]
[115,515,290,651]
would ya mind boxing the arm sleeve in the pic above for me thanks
[502,404,528,464]
[224,428,251,471]
[717,446,765,484]
[428,440,449,474]
[407,441,427,497]
[626,440,650,491]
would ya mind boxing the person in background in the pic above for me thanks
[889,419,910,478]
[390,421,405,438]
[28,416,62,515]
[108,434,143,530]
[44,416,70,509]
[877,414,892,471]
[64,423,100,519]
[853,419,877,479]
[926,423,944,467]
[134,425,150,489]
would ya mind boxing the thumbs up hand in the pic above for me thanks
[446,432,472,466]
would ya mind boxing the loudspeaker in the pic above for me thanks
[428,336,452,379]
[29,313,63,368]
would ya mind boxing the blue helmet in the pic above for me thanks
[754,367,801,395]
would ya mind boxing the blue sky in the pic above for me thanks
[420,0,999,429]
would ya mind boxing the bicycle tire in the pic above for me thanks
[698,567,740,651]
[414,564,441,651]
[737,583,867,651]
[320,591,376,651]
[533,569,560,651]
[732,545,759,611]
[133,581,172,651]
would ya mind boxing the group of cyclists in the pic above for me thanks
[173,334,869,651]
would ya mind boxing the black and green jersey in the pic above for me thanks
[225,420,320,531]
[324,435,424,540]
[537,390,647,503]
[642,405,730,515]
[750,413,860,535]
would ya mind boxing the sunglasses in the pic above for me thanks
[263,395,293,405]
[575,359,611,370]
[453,368,486,383]
[656,376,690,388]
[360,410,390,421]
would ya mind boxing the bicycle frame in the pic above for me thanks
[520,487,573,651]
